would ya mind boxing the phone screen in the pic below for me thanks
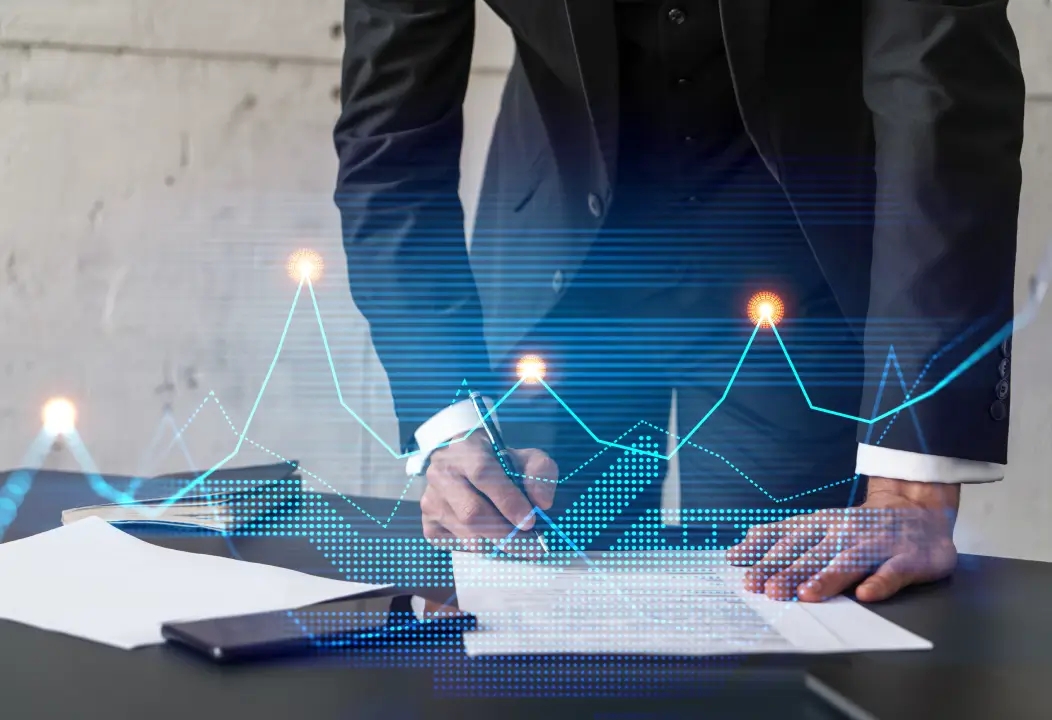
[161,594,473,662]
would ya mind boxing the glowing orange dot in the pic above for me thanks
[516,355,547,382]
[747,291,785,328]
[42,397,77,436]
[286,249,324,282]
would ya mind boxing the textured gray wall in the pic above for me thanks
[0,1,1048,558]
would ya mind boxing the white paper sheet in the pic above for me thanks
[453,550,931,656]
[0,518,391,649]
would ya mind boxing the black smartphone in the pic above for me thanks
[161,594,475,663]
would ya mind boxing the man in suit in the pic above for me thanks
[334,0,1024,601]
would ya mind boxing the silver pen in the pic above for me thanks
[467,390,549,554]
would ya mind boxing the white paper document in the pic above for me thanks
[0,518,390,649]
[453,550,931,656]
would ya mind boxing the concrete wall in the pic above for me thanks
[0,1,1048,559]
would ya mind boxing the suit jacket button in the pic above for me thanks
[990,400,1008,421]
[552,269,564,293]
[995,379,1010,401]
[998,357,1011,378]
[587,193,604,219]
[1001,337,1012,358]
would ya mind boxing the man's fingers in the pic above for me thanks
[743,527,825,594]
[461,452,536,529]
[798,541,889,602]
[423,496,488,553]
[427,469,519,543]
[726,521,791,566]
[854,541,956,603]
[514,449,558,510]
[421,514,460,551]
[853,553,919,603]
[436,493,541,555]
[763,536,842,601]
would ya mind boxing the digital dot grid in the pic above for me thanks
[276,609,465,657]
[120,476,304,538]
[0,471,32,530]
[442,550,788,696]
[555,436,662,549]
[89,445,906,695]
[612,506,817,554]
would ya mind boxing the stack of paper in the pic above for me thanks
[61,463,301,531]
[0,518,390,649]
[453,550,931,656]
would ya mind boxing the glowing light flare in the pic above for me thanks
[747,291,785,328]
[286,249,324,282]
[516,354,547,383]
[42,397,77,436]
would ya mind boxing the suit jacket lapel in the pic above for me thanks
[718,0,777,178]
[562,0,619,191]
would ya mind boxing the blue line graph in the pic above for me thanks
[3,239,1048,532]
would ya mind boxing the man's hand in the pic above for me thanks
[726,477,960,603]
[420,432,558,554]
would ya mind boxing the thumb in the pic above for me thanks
[510,448,558,510]
[854,553,917,603]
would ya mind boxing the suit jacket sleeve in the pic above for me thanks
[858,0,1025,465]
[334,0,495,449]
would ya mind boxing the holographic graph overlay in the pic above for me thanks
[611,507,822,553]
[552,435,663,550]
[8,241,1047,533]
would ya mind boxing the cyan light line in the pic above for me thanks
[671,322,761,455]
[0,431,53,540]
[307,276,520,460]
[65,431,131,505]
[165,411,198,473]
[770,316,1016,426]
[429,377,526,454]
[307,278,406,459]
[11,244,1046,529]
[637,421,856,504]
[540,392,666,460]
[129,410,200,500]
[862,345,897,445]
[888,348,930,454]
[138,277,306,513]
[133,412,175,481]
[536,377,603,443]
[869,321,1013,424]
[204,393,414,527]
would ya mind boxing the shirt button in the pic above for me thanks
[677,77,691,86]
[551,269,564,294]
[990,400,1008,421]
[998,357,1011,378]
[1000,337,1012,358]
[587,192,604,218]
[667,7,687,25]
[684,136,695,145]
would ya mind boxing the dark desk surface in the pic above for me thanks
[2,470,1050,720]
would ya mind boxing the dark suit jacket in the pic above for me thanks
[334,0,1025,465]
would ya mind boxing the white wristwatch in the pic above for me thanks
[405,396,500,476]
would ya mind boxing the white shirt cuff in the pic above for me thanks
[404,397,499,476]
[855,443,1005,484]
